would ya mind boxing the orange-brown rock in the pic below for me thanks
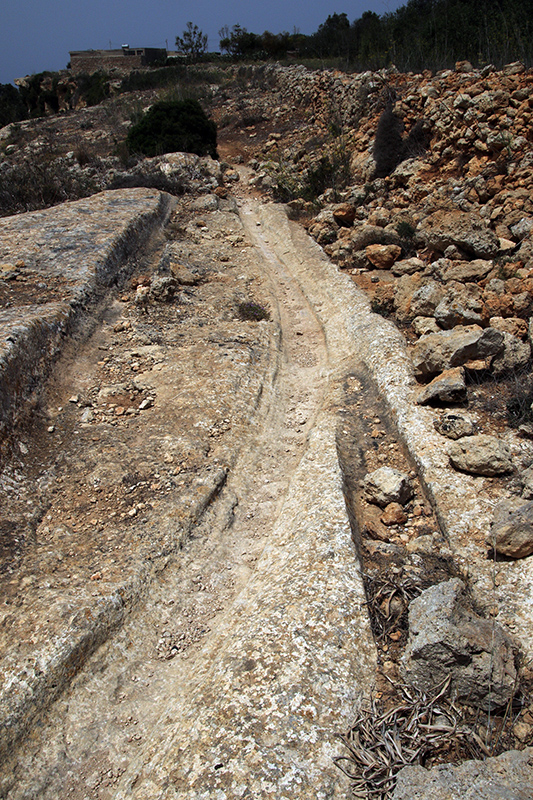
[381,503,408,526]
[332,203,356,226]
[365,244,402,270]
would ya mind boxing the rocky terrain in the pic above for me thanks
[1,60,533,798]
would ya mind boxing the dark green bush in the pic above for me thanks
[126,99,217,158]
[373,105,404,178]
[76,71,110,106]
[0,84,27,126]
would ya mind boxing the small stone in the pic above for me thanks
[434,410,476,440]
[381,502,408,526]
[68,395,79,403]
[365,243,402,270]
[90,572,102,581]
[47,425,55,433]
[513,721,532,741]
[139,398,153,410]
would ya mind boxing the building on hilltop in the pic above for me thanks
[69,45,167,74]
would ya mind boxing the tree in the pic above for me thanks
[175,22,208,60]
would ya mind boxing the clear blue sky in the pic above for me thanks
[1,1,405,85]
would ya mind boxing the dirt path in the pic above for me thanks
[1,190,375,798]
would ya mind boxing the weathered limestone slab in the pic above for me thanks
[0,188,173,439]
[113,205,377,800]
[117,420,375,799]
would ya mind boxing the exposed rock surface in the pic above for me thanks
[393,747,533,800]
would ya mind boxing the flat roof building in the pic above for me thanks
[69,46,167,74]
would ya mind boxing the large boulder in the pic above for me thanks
[409,280,446,318]
[434,258,494,282]
[401,579,518,711]
[363,467,413,508]
[489,498,533,559]
[412,325,504,378]
[491,331,531,376]
[448,434,513,476]
[418,210,500,258]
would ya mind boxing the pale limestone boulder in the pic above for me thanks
[392,256,425,276]
[412,316,440,336]
[489,498,533,558]
[409,280,445,318]
[363,466,413,508]
[520,465,533,500]
[392,748,533,800]
[434,282,483,328]
[490,316,528,339]
[394,273,423,322]
[491,331,531,376]
[435,258,493,282]
[350,223,389,251]
[448,434,513,476]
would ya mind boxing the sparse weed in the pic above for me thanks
[236,300,270,321]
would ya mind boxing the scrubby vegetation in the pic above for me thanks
[126,99,217,159]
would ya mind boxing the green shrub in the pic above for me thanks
[373,105,404,178]
[126,99,217,158]
[77,71,110,106]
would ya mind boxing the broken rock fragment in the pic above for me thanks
[412,325,504,378]
[417,209,500,258]
[416,367,467,406]
[401,578,518,710]
[363,466,413,508]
